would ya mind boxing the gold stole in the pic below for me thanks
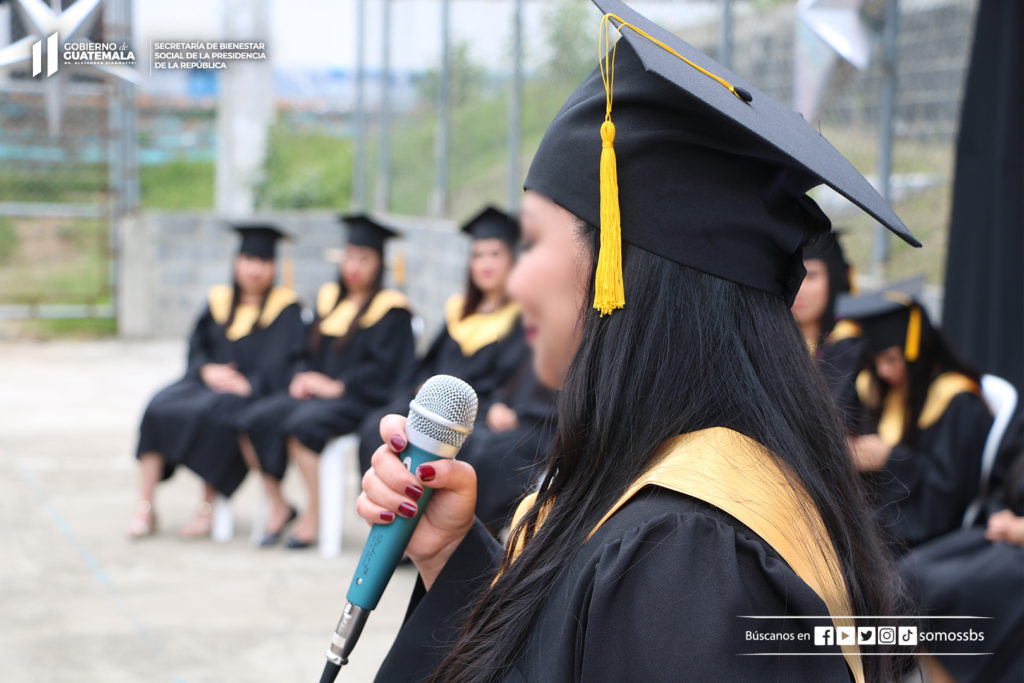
[444,294,520,356]
[857,370,981,446]
[827,320,862,344]
[507,427,864,683]
[208,285,298,341]
[316,285,410,337]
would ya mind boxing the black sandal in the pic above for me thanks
[257,505,298,547]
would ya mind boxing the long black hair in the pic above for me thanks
[307,256,385,356]
[433,221,906,682]
[862,309,983,445]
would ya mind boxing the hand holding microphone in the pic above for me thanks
[320,375,479,683]
[358,414,479,588]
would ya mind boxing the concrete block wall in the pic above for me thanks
[119,211,471,346]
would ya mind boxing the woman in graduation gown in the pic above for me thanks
[458,353,556,534]
[838,282,993,552]
[355,207,527,474]
[791,231,866,432]
[127,225,305,539]
[238,215,415,548]
[354,3,918,680]
[898,446,1024,682]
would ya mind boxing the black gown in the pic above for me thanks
[898,449,1024,683]
[458,358,556,531]
[135,286,306,497]
[815,320,868,434]
[375,489,853,682]
[357,295,527,472]
[858,372,993,551]
[239,287,415,478]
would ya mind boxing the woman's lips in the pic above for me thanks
[524,326,538,344]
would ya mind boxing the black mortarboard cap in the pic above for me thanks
[836,276,927,359]
[231,222,287,260]
[340,213,401,253]
[460,206,519,245]
[524,0,919,313]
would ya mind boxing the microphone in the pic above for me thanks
[319,375,478,683]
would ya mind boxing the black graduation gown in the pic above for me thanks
[375,489,852,682]
[357,296,528,472]
[898,450,1024,683]
[135,286,306,496]
[815,321,868,434]
[860,376,993,551]
[239,288,415,479]
[458,359,556,531]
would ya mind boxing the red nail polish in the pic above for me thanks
[380,510,395,522]
[417,464,436,482]
[390,434,407,451]
[397,502,417,518]
[405,485,423,501]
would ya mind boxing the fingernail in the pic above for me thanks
[379,510,395,522]
[390,434,407,451]
[405,484,423,501]
[417,464,436,482]
[397,502,417,518]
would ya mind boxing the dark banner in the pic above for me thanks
[942,0,1024,392]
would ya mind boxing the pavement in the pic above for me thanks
[0,340,417,683]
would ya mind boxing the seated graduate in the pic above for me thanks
[898,443,1024,683]
[356,206,528,473]
[238,214,415,549]
[355,2,920,680]
[458,349,556,535]
[837,279,993,552]
[791,230,865,432]
[127,224,305,539]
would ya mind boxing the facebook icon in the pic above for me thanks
[814,626,834,646]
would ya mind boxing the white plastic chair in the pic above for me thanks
[318,433,359,557]
[236,434,356,556]
[212,495,234,542]
[961,374,1018,528]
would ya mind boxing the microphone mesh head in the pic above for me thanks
[407,375,478,449]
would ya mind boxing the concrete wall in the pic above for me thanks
[118,211,470,344]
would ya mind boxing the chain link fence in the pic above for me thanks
[676,0,978,288]
[0,79,115,327]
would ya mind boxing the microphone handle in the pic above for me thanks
[346,441,439,611]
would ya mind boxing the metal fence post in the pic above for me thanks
[874,0,900,281]
[352,0,367,210]
[375,0,392,213]
[507,0,523,210]
[431,0,451,218]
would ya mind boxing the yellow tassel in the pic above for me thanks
[595,119,625,315]
[590,13,751,316]
[905,306,921,362]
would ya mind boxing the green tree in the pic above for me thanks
[541,0,594,84]
[256,115,354,209]
[415,41,488,108]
